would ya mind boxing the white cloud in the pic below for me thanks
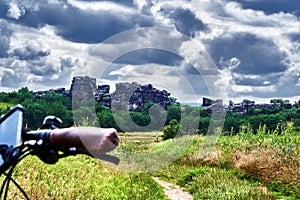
[68,0,136,13]
[7,3,25,20]
[0,0,299,102]
[107,63,202,102]
[1,23,89,90]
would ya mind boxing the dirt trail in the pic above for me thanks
[152,177,193,200]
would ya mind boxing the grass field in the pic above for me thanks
[5,156,167,200]
[1,128,299,199]
[0,102,14,111]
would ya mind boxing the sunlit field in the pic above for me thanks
[2,127,299,199]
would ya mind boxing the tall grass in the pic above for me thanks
[1,123,299,199]
[154,164,276,200]
[3,155,167,200]
[179,122,300,199]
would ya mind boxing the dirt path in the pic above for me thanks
[152,177,193,200]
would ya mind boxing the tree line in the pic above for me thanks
[1,88,300,139]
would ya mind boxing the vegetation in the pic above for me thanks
[154,126,300,199]
[1,87,300,136]
[3,126,298,199]
[0,87,299,199]
[4,156,167,200]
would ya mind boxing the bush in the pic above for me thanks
[293,118,300,130]
[162,119,179,140]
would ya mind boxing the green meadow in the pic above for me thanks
[3,126,299,200]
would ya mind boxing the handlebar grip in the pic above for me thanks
[49,128,85,150]
[25,127,119,164]
[50,127,119,155]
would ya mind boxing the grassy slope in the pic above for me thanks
[153,130,299,200]
[154,164,277,200]
[0,102,14,110]
[8,156,167,200]
[1,130,299,199]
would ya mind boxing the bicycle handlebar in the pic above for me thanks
[27,127,119,152]
[0,106,120,200]
[50,128,86,151]
[24,127,120,164]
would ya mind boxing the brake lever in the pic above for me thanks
[57,147,120,165]
[95,154,120,165]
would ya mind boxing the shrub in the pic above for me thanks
[162,119,179,140]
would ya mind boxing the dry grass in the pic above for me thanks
[233,148,300,183]
[184,147,300,184]
[181,149,223,167]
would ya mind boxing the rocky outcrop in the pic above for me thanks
[34,76,173,111]
[95,85,111,108]
[70,76,97,107]
[202,97,224,114]
[111,82,171,111]
[34,88,70,98]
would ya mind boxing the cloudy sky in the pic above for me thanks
[1,0,300,104]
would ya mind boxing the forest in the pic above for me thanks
[0,87,300,138]
[0,87,299,199]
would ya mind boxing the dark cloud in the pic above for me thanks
[48,4,154,43]
[184,64,201,75]
[232,0,300,16]
[205,33,288,75]
[288,33,300,43]
[78,0,136,8]
[0,0,298,102]
[28,61,58,76]
[0,56,74,89]
[0,59,27,88]
[0,3,9,19]
[113,49,183,66]
[98,49,185,81]
[0,1,155,44]
[60,57,77,71]
[23,56,79,89]
[0,2,40,27]
[160,7,205,37]
[0,20,12,57]
[1,71,23,88]
[99,63,123,81]
[235,73,281,87]
[13,41,50,60]
[183,74,210,97]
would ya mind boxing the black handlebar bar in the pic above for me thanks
[23,130,51,142]
[0,106,120,200]
[22,128,120,165]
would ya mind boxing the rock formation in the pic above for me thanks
[68,76,172,111]
[111,82,171,111]
[70,76,97,107]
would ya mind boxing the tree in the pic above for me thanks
[23,102,46,129]
[130,112,151,127]
[97,110,120,130]
[72,106,97,126]
[162,119,179,140]
[248,114,285,134]
[223,113,242,135]
[166,104,181,123]
[40,92,73,127]
[95,103,110,113]
[142,102,155,115]
[293,119,300,131]
[17,87,35,102]
[180,116,199,135]
[199,107,210,118]
[22,91,73,129]
[198,117,210,135]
